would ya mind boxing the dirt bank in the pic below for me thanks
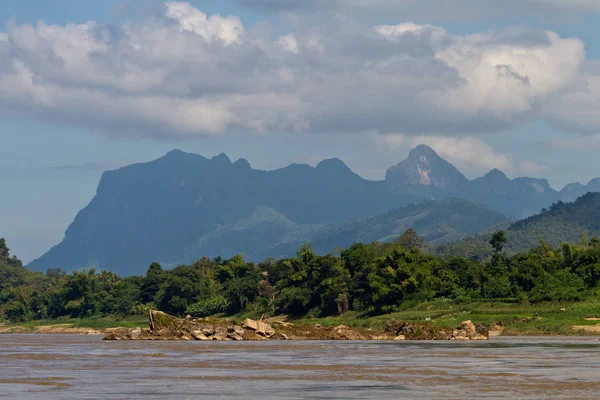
[0,323,122,335]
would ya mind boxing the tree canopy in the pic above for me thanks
[2,231,600,323]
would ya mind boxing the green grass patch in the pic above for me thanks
[4,299,600,336]
[277,298,600,335]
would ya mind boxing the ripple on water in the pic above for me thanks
[1,335,600,399]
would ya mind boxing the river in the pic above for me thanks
[1,335,599,399]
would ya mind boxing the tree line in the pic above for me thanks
[1,230,600,323]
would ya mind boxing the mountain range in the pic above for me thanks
[27,145,599,275]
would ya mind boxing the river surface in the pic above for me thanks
[1,335,599,399]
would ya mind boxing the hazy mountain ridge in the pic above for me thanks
[384,147,596,218]
[28,145,599,275]
[29,150,418,274]
[310,198,509,255]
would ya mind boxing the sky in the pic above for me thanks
[1,0,600,263]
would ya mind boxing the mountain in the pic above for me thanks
[558,179,600,203]
[385,145,469,197]
[28,145,600,275]
[467,174,557,218]
[28,150,419,275]
[384,146,600,219]
[437,192,600,259]
[310,198,509,255]
[383,146,579,218]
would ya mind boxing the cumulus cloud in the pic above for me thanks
[543,62,600,135]
[277,34,299,54]
[374,134,545,177]
[164,2,244,44]
[0,2,591,138]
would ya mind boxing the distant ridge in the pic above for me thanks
[28,146,599,275]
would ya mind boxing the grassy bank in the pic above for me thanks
[2,299,600,336]
[234,298,600,336]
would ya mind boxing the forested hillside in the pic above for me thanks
[310,198,509,254]
[436,193,600,260]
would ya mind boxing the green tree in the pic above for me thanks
[490,231,508,254]
[395,229,425,250]
[140,262,165,304]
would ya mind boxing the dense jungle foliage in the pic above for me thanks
[2,230,600,323]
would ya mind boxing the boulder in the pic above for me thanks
[242,318,259,331]
[228,333,244,341]
[200,326,215,336]
[270,333,289,340]
[214,326,227,334]
[369,334,393,340]
[385,320,417,337]
[242,318,275,338]
[242,330,268,341]
[385,320,403,334]
[129,328,142,339]
[103,332,122,340]
[394,335,406,341]
[451,320,489,340]
[329,325,365,340]
[228,325,245,336]
[191,331,210,341]
[212,332,230,341]
[149,310,178,331]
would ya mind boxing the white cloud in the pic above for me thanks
[164,2,244,44]
[374,134,545,176]
[0,2,591,138]
[543,62,600,135]
[374,23,446,40]
[278,34,299,54]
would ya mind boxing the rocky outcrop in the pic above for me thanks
[451,320,489,340]
[104,312,278,341]
[384,319,489,341]
[242,318,275,338]
[328,325,366,340]
[103,311,488,341]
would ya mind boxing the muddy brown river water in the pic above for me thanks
[0,334,599,399]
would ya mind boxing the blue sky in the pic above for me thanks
[1,0,600,262]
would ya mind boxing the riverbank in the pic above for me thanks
[282,298,600,336]
[2,299,600,336]
[0,315,147,334]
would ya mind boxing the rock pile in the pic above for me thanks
[451,320,489,340]
[104,311,278,341]
[384,319,489,341]
[103,311,489,341]
[328,325,365,340]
